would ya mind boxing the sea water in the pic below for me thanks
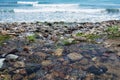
[0,0,120,22]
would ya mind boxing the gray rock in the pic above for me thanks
[0,58,5,68]
[86,65,108,75]
[6,54,19,60]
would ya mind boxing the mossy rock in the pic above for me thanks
[75,32,101,41]
[62,38,77,45]
[26,34,36,42]
[106,26,120,38]
[0,34,11,45]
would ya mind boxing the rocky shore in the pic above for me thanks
[0,20,120,80]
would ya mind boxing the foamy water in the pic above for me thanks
[0,0,120,22]
[17,1,39,5]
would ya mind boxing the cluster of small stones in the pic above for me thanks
[0,20,120,80]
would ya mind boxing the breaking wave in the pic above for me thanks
[105,8,120,13]
[13,8,104,13]
[17,1,39,5]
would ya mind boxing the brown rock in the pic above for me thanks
[85,74,95,80]
[80,58,89,65]
[51,35,58,42]
[57,58,64,62]
[54,48,63,57]
[28,73,36,79]
[41,60,52,66]
[62,61,69,65]
[23,46,31,52]
[67,52,83,61]
[1,30,8,35]
[14,61,25,68]
[45,73,54,80]
[69,76,77,80]
[72,33,87,41]
[117,52,120,56]
[34,52,47,59]
[12,74,23,80]
[64,75,70,79]
[15,69,27,75]
[0,74,11,80]
[50,71,65,79]
[19,28,25,32]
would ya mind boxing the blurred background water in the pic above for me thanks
[0,0,120,22]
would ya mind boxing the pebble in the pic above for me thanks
[117,52,120,56]
[14,61,25,68]
[14,69,27,75]
[0,20,120,79]
[84,74,95,80]
[86,65,108,75]
[41,60,52,66]
[54,48,63,57]
[92,57,97,61]
[25,64,41,75]
[67,52,83,61]
[109,54,118,60]
[6,54,19,60]
[0,58,5,68]
[1,30,8,35]
[34,52,47,59]
[80,58,89,65]
[12,74,23,80]
[72,33,87,41]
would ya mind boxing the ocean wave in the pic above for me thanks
[0,4,32,7]
[80,3,120,7]
[0,9,14,13]
[32,3,80,7]
[2,8,119,14]
[17,1,39,5]
[105,8,120,13]
[13,8,104,13]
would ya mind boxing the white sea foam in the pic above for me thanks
[14,3,106,13]
[13,8,104,13]
[33,3,79,7]
[17,1,39,5]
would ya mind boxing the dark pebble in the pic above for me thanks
[86,65,108,75]
[25,64,41,75]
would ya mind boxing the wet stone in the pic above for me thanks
[5,54,19,60]
[14,68,27,75]
[117,52,120,56]
[67,52,83,61]
[34,52,47,59]
[0,58,5,68]
[41,60,52,66]
[79,58,89,65]
[0,21,120,79]
[54,48,63,57]
[109,54,118,61]
[14,61,25,68]
[12,74,23,80]
[86,65,108,75]
[25,64,41,75]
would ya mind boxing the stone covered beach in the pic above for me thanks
[0,20,120,80]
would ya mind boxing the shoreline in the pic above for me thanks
[1,19,120,24]
[0,19,120,80]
